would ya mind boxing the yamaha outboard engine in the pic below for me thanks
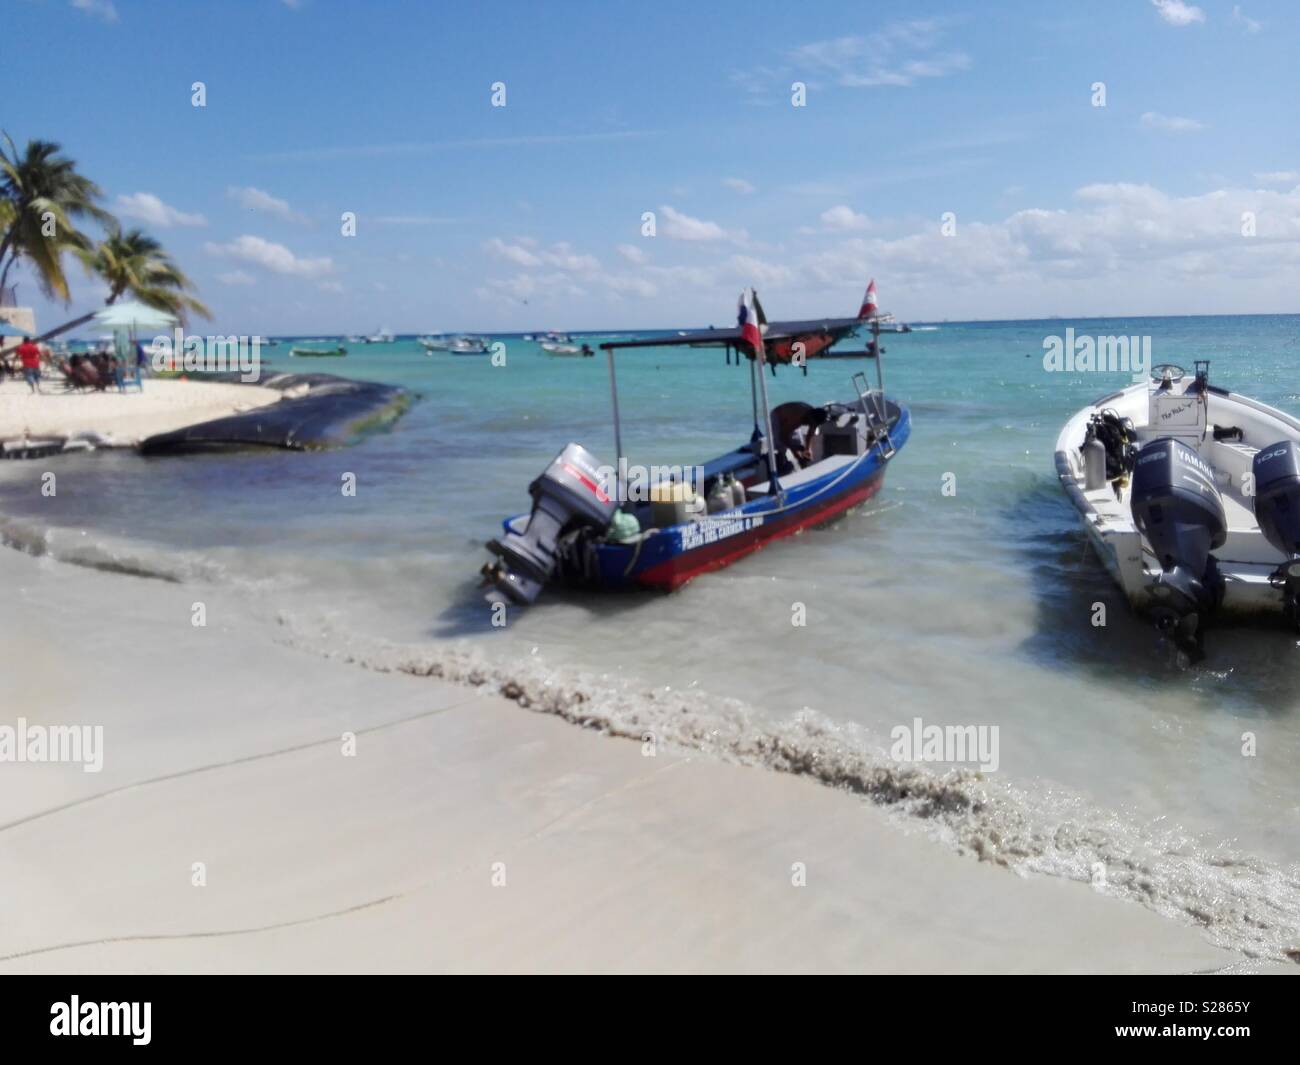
[1130,437,1226,657]
[1252,440,1300,628]
[481,443,617,606]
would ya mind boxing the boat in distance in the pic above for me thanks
[447,335,492,355]
[290,345,348,358]
[541,341,593,356]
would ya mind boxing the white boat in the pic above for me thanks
[363,328,395,344]
[541,341,592,357]
[447,335,490,355]
[1055,361,1300,657]
[418,336,451,352]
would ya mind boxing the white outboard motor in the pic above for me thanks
[1129,437,1226,655]
[1252,440,1300,626]
[481,443,617,605]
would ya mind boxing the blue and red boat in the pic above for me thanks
[480,284,911,605]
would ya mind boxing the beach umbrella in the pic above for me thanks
[92,301,178,331]
[0,321,26,354]
[93,301,180,361]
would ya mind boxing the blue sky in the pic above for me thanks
[7,0,1300,333]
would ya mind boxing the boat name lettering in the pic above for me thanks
[680,516,755,550]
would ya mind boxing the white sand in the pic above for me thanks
[0,376,280,446]
[0,547,1253,973]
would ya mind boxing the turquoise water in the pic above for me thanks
[4,315,1300,959]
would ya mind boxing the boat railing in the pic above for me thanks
[852,371,895,458]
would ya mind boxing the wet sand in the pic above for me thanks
[0,546,1249,973]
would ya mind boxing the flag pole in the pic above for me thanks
[748,289,781,495]
[606,348,624,500]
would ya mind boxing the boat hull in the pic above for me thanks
[580,406,909,592]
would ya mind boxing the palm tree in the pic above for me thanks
[0,134,110,301]
[35,225,212,342]
[77,225,211,322]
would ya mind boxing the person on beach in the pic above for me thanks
[135,339,149,383]
[16,336,43,394]
[109,353,125,393]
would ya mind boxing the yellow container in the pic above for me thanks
[649,482,698,527]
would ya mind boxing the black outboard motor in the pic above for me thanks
[1252,440,1300,628]
[481,443,617,606]
[1130,437,1227,657]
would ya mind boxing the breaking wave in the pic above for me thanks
[273,610,1300,964]
[3,512,1297,966]
[0,513,279,589]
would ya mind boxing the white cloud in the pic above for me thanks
[1254,171,1298,186]
[659,205,743,242]
[114,192,206,228]
[791,20,970,89]
[372,215,463,225]
[204,235,333,278]
[483,238,601,277]
[1151,1,1205,26]
[820,205,871,232]
[481,237,658,305]
[71,0,118,22]
[728,254,794,288]
[723,177,756,195]
[216,270,255,286]
[227,186,308,224]
[484,238,542,267]
[1232,5,1262,32]
[1140,111,1204,133]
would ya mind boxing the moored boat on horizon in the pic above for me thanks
[290,344,348,358]
[447,335,491,355]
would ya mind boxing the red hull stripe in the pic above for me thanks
[636,471,884,590]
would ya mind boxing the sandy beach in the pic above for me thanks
[0,545,1255,974]
[0,376,280,447]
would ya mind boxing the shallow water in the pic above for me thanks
[4,316,1300,959]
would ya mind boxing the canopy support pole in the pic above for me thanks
[747,347,760,440]
[754,343,781,495]
[873,317,886,396]
[607,347,624,500]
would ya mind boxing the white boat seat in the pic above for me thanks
[745,454,857,495]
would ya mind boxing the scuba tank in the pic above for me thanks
[1083,437,1107,490]
[1082,409,1137,487]
[706,477,734,514]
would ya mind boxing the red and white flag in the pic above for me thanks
[737,287,767,358]
[858,278,878,320]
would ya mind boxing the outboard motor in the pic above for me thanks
[1130,437,1227,657]
[481,443,617,606]
[1252,440,1300,627]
